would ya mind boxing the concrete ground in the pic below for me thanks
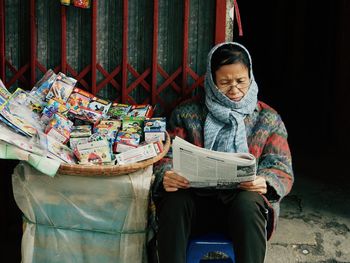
[265,163,350,263]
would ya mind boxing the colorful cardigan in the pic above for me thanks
[152,98,294,240]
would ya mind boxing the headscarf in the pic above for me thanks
[204,42,258,153]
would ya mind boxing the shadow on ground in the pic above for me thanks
[266,156,350,263]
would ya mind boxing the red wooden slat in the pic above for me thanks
[151,0,159,105]
[142,97,150,104]
[186,68,205,96]
[157,65,181,93]
[127,64,151,91]
[158,67,182,94]
[121,0,128,103]
[67,64,90,89]
[182,0,189,98]
[127,68,151,93]
[6,64,29,87]
[126,96,136,105]
[96,63,121,91]
[187,67,198,80]
[35,60,47,74]
[0,0,5,82]
[53,65,61,74]
[30,0,36,87]
[188,75,204,93]
[61,6,67,74]
[75,65,91,82]
[91,0,97,94]
[215,0,226,44]
[5,60,28,84]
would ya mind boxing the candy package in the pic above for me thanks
[46,72,77,102]
[72,0,91,8]
[107,103,131,120]
[30,69,57,101]
[67,87,94,115]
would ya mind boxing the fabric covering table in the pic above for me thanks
[12,161,152,263]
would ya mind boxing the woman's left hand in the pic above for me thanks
[238,176,267,194]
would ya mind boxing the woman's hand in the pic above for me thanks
[163,170,190,192]
[238,176,267,194]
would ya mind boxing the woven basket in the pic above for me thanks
[58,131,170,176]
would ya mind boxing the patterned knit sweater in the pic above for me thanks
[152,98,294,240]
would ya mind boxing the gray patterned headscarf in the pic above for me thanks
[204,42,258,153]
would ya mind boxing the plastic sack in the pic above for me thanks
[13,162,152,263]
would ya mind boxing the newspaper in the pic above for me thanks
[172,136,256,188]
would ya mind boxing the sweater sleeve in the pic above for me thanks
[257,114,294,202]
[152,100,206,201]
[151,105,187,201]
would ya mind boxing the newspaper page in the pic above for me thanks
[172,136,256,188]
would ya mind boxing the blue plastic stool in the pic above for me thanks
[186,234,235,263]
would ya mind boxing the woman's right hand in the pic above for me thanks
[163,170,190,192]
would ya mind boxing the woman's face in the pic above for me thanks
[214,62,250,102]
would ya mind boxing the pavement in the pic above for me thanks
[265,158,350,263]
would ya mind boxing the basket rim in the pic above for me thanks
[58,131,170,176]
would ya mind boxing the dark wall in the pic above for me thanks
[234,0,350,178]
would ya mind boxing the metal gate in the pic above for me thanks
[0,0,227,115]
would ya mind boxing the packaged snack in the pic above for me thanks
[88,97,111,117]
[122,116,144,135]
[69,136,90,150]
[72,0,90,8]
[98,119,122,130]
[144,117,166,132]
[144,117,167,142]
[30,69,57,101]
[67,87,94,115]
[46,136,76,164]
[41,98,70,125]
[70,125,92,138]
[46,72,77,102]
[144,132,166,143]
[115,131,141,147]
[152,139,164,154]
[107,103,131,120]
[75,140,112,164]
[115,143,158,165]
[45,113,73,144]
[60,0,71,5]
[93,119,121,140]
[76,106,103,125]
[113,141,138,153]
[127,104,153,118]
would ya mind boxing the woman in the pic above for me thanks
[152,42,294,263]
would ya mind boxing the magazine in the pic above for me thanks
[0,78,11,105]
[0,89,45,136]
[172,136,256,188]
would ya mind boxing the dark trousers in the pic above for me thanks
[156,189,269,263]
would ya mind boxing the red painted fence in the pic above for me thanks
[0,0,227,114]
